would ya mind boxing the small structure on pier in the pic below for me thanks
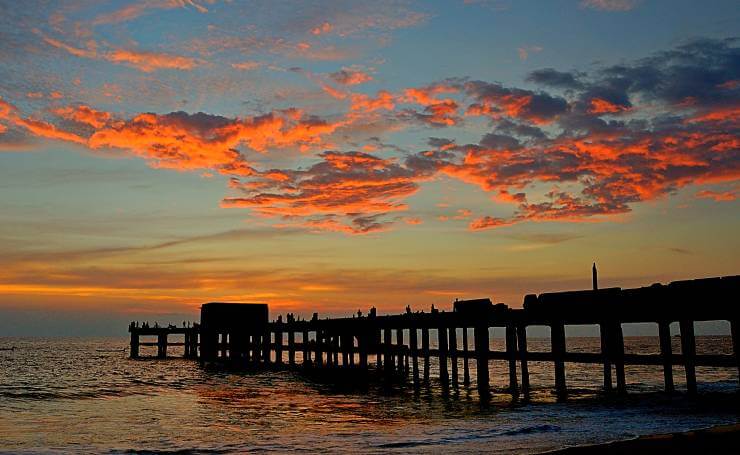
[200,302,269,364]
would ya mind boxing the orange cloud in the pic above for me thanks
[13,117,87,144]
[469,216,515,230]
[311,22,333,35]
[589,97,631,114]
[91,0,209,25]
[687,105,740,124]
[222,151,433,234]
[53,105,112,128]
[695,189,737,202]
[402,84,458,106]
[350,91,395,112]
[105,49,199,72]
[87,109,347,173]
[231,61,262,71]
[0,97,86,145]
[38,30,199,72]
[329,68,373,86]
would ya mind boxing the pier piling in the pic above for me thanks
[474,324,490,400]
[506,323,518,397]
[658,320,675,393]
[551,322,567,399]
[680,319,697,395]
[516,325,530,398]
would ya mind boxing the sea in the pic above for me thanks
[0,336,738,454]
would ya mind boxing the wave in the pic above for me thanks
[0,387,141,401]
[375,423,562,449]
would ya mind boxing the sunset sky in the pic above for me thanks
[0,0,738,335]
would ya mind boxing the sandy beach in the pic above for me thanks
[546,423,740,454]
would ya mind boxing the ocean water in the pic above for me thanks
[0,336,738,454]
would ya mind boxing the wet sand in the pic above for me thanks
[545,423,740,454]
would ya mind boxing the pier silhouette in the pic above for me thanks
[129,270,739,403]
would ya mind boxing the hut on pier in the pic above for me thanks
[200,302,269,364]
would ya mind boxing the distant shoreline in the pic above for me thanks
[543,423,740,454]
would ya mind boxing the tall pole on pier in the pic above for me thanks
[592,262,598,291]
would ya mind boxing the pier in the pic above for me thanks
[129,323,199,359]
[129,273,739,401]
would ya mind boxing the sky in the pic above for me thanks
[0,0,738,336]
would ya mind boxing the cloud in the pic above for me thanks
[105,49,200,72]
[469,216,515,230]
[695,189,737,202]
[53,105,112,129]
[588,97,631,114]
[89,109,347,171]
[2,37,738,234]
[329,68,373,85]
[231,61,263,71]
[91,0,209,25]
[222,150,434,234]
[37,30,200,72]
[580,0,639,11]
[0,97,87,145]
[465,80,568,124]
[526,68,584,89]
[310,22,333,35]
[518,45,543,61]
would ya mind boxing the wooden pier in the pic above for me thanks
[129,274,739,401]
[128,324,199,359]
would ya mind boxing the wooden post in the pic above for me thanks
[262,330,270,364]
[552,322,566,399]
[516,325,530,398]
[506,324,519,397]
[349,335,356,367]
[130,331,139,359]
[396,329,404,372]
[316,330,323,367]
[680,319,697,395]
[276,324,284,365]
[658,321,674,393]
[157,332,167,359]
[599,323,613,392]
[384,328,393,377]
[438,326,449,389]
[341,334,350,367]
[410,327,420,387]
[288,329,295,366]
[359,332,368,370]
[333,335,340,366]
[302,328,310,366]
[474,325,489,401]
[449,327,458,388]
[613,322,626,394]
[422,327,430,384]
[732,320,740,386]
[183,331,189,358]
[190,330,200,359]
[326,333,334,368]
[462,327,470,386]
